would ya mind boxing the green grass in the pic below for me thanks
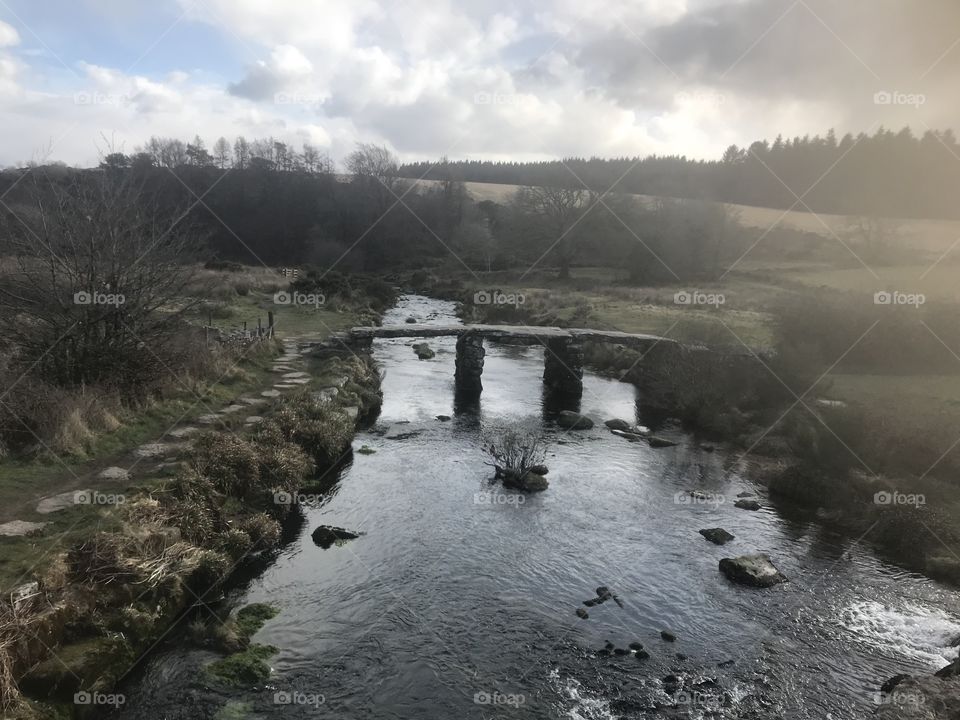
[825,373,960,418]
[781,263,960,301]
[188,291,363,339]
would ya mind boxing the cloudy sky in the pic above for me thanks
[0,0,957,168]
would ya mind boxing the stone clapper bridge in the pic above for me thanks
[318,324,675,399]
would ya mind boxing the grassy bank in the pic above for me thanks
[2,352,383,719]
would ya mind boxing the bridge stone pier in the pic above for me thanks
[317,324,673,401]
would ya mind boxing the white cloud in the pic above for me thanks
[0,20,19,49]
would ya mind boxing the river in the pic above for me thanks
[107,295,960,719]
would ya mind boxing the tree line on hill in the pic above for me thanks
[400,128,960,221]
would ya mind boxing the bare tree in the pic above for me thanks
[212,137,231,169]
[513,185,590,279]
[346,143,400,214]
[233,136,250,169]
[844,215,901,263]
[0,169,203,388]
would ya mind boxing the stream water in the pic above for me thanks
[106,295,960,719]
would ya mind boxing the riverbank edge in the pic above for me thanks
[3,348,384,720]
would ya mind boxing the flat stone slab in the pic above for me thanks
[285,378,310,385]
[271,366,293,373]
[221,404,246,413]
[97,466,129,481]
[283,372,309,379]
[345,324,673,348]
[168,426,199,439]
[197,414,223,425]
[239,397,266,405]
[133,442,175,459]
[0,520,48,536]
[274,383,298,389]
[37,490,89,514]
[261,389,281,398]
[244,416,264,425]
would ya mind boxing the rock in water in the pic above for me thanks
[528,464,549,476]
[576,608,589,619]
[557,411,594,430]
[604,419,632,432]
[520,472,549,492]
[734,499,761,511]
[405,316,417,323]
[699,528,735,545]
[311,525,362,549]
[719,554,788,588]
[660,630,676,642]
[412,343,435,359]
[647,436,679,448]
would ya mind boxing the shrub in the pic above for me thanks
[485,427,546,476]
[189,433,262,498]
[259,393,353,467]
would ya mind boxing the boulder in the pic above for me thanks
[412,342,435,360]
[311,526,362,549]
[405,316,417,323]
[557,411,594,430]
[660,630,676,642]
[576,608,589,619]
[875,674,960,719]
[528,465,549,476]
[699,528,735,545]
[719,554,788,588]
[436,415,451,421]
[520,473,549,492]
[735,499,761,511]
[604,419,632,432]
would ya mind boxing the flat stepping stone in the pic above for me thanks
[0,520,48,536]
[285,378,310,385]
[97,466,129,481]
[720,554,788,587]
[244,416,264,425]
[197,414,223,425]
[283,372,309,379]
[239,397,266,406]
[274,384,298,390]
[221,404,246,413]
[168,426,199,439]
[271,366,293,373]
[37,490,88,514]
[133,443,174,459]
[261,389,281,398]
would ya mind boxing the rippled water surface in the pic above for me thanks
[109,295,960,720]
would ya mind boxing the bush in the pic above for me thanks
[189,433,262,498]
[258,393,353,467]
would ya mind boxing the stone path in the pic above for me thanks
[1,337,320,530]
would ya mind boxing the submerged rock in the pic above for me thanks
[311,525,362,549]
[660,630,676,642]
[734,499,761,511]
[557,411,594,430]
[528,465,549,476]
[604,419,632,432]
[436,415,451,421]
[576,608,589,619]
[647,436,679,448]
[699,528,735,545]
[719,554,788,588]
